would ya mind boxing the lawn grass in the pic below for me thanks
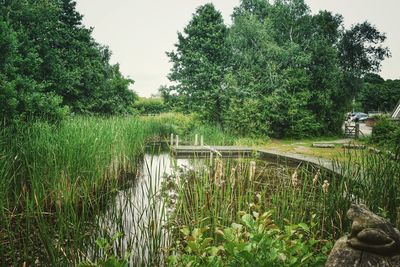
[259,138,366,161]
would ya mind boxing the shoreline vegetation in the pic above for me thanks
[0,114,399,265]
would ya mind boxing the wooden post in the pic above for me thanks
[355,123,360,139]
[200,135,204,146]
[170,133,174,146]
[175,135,179,147]
[210,152,213,166]
[195,134,198,146]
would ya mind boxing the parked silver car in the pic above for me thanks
[351,112,369,122]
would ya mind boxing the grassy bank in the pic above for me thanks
[0,115,173,265]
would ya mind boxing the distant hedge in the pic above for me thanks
[132,98,168,115]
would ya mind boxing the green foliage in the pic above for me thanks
[168,211,331,266]
[223,98,269,137]
[0,0,136,124]
[338,22,390,77]
[132,97,167,115]
[371,116,398,143]
[0,116,172,265]
[358,74,400,112]
[166,3,229,123]
[165,0,390,138]
[80,233,129,267]
[371,116,400,157]
[264,90,323,138]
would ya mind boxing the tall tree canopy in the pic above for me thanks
[166,3,229,123]
[357,74,400,113]
[166,0,390,138]
[0,0,136,124]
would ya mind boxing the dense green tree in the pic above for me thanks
[0,20,19,123]
[0,0,136,124]
[225,1,343,136]
[167,4,229,123]
[0,2,69,123]
[358,74,400,112]
[339,22,390,77]
[166,0,390,138]
[338,22,391,113]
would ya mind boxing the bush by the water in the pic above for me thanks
[168,211,330,266]
[371,116,400,157]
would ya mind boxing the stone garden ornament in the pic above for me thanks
[326,203,400,267]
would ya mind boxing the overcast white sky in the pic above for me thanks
[76,0,400,97]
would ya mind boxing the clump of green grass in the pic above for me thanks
[166,158,333,265]
[167,158,333,234]
[268,148,399,240]
[0,116,171,265]
[151,112,238,146]
[166,149,400,265]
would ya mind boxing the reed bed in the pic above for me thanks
[169,150,400,249]
[1,113,399,266]
[0,112,239,265]
[168,158,322,237]
[0,116,171,265]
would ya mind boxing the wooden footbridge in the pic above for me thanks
[170,145,254,158]
[169,134,341,175]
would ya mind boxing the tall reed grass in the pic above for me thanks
[275,150,400,238]
[0,116,171,265]
[169,149,400,251]
[2,112,399,265]
[169,158,307,237]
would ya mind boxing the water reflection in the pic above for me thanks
[96,151,188,266]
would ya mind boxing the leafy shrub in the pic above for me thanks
[371,116,397,142]
[264,90,323,138]
[132,98,168,115]
[168,211,331,266]
[371,116,400,157]
[224,99,269,137]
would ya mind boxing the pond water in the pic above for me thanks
[92,150,184,265]
[91,147,298,266]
